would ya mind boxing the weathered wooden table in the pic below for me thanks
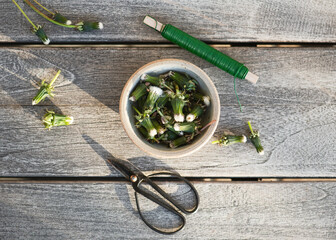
[1,1,335,239]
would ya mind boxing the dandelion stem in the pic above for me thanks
[12,0,37,29]
[33,0,54,15]
[247,121,254,135]
[23,0,77,28]
[132,106,142,116]
[49,70,61,86]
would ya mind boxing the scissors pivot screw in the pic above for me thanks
[130,175,138,182]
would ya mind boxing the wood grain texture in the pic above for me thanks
[1,182,335,239]
[0,47,335,177]
[1,0,335,43]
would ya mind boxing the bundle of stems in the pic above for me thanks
[131,71,212,148]
[12,0,103,44]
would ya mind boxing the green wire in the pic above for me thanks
[161,24,249,79]
[234,65,244,112]
[161,24,247,111]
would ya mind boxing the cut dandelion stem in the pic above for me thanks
[212,134,247,146]
[33,0,54,15]
[12,0,37,28]
[247,121,264,155]
[43,110,73,130]
[24,0,77,28]
[32,0,72,25]
[32,70,61,105]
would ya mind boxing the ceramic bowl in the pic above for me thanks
[119,59,220,158]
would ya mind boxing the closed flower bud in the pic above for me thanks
[155,94,169,109]
[247,121,264,155]
[171,95,185,122]
[141,73,166,88]
[33,25,50,45]
[129,83,147,102]
[212,134,247,146]
[152,119,166,135]
[194,93,210,107]
[144,86,163,112]
[168,71,196,91]
[43,110,73,130]
[140,117,157,139]
[53,12,72,25]
[32,70,61,105]
[76,21,103,32]
[186,105,204,122]
[169,136,187,148]
[174,122,196,133]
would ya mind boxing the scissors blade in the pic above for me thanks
[107,158,140,181]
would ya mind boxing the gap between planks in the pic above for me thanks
[0,42,335,48]
[0,177,335,184]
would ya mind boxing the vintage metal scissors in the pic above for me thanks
[107,158,199,234]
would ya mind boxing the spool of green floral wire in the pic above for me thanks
[143,16,259,110]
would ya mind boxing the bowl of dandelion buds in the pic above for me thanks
[120,59,220,158]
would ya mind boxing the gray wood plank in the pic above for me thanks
[0,182,335,239]
[0,47,335,177]
[1,0,335,43]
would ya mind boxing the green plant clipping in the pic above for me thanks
[32,70,61,105]
[43,110,73,130]
[247,121,264,155]
[13,0,103,44]
[130,71,212,148]
[212,134,247,146]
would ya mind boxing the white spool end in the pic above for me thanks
[245,71,259,84]
[143,16,164,32]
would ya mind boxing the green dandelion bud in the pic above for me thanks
[76,21,103,32]
[53,12,72,25]
[168,71,196,91]
[212,134,247,146]
[169,136,187,148]
[138,127,150,139]
[161,130,179,141]
[33,25,50,45]
[144,86,163,112]
[32,70,61,105]
[141,73,166,88]
[129,83,147,102]
[155,94,169,109]
[171,95,185,122]
[174,122,196,133]
[140,117,157,139]
[152,119,166,135]
[194,93,210,107]
[247,121,264,155]
[186,105,204,122]
[43,110,73,130]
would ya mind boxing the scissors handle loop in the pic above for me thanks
[134,172,199,234]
